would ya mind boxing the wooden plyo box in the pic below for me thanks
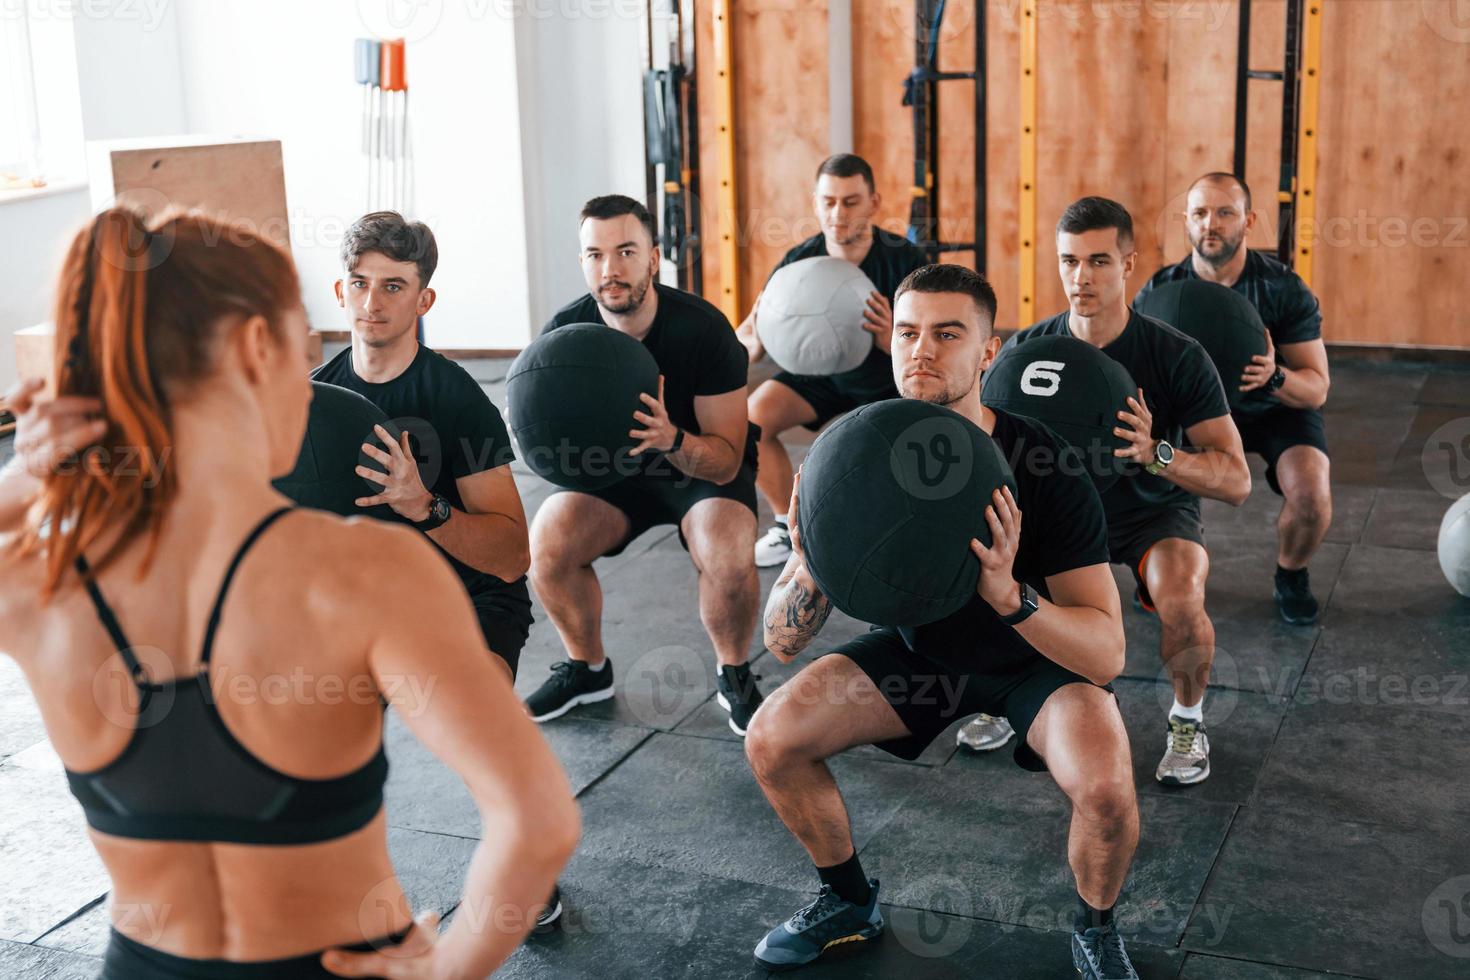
[14,323,324,393]
[12,136,317,392]
[87,136,292,250]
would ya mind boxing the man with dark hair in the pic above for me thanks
[747,264,1141,979]
[1137,173,1332,624]
[318,211,533,678]
[314,211,556,921]
[736,153,929,568]
[965,197,1251,789]
[522,194,766,735]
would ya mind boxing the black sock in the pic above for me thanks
[1075,894,1114,933]
[816,851,871,907]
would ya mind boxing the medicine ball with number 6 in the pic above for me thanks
[981,335,1137,492]
[797,399,1018,627]
[506,323,661,491]
[1134,279,1273,417]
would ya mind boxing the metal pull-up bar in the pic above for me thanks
[903,0,986,269]
[1234,0,1324,281]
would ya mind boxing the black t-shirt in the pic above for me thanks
[1135,249,1323,346]
[545,282,757,472]
[1009,310,1230,525]
[312,345,529,609]
[896,410,1110,673]
[770,228,930,384]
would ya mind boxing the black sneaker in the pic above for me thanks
[533,883,563,933]
[524,660,615,722]
[1072,923,1139,979]
[716,663,765,736]
[1274,566,1319,625]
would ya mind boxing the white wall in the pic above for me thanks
[70,3,186,141]
[0,188,91,392]
[514,5,645,331]
[171,0,531,350]
[1,0,648,394]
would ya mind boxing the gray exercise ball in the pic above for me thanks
[756,256,876,376]
[1439,492,1470,598]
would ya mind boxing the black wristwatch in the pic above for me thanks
[1264,365,1287,394]
[666,427,686,454]
[999,582,1039,626]
[415,493,452,532]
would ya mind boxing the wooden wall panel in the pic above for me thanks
[697,0,1470,347]
[696,1,828,322]
[1243,0,1287,255]
[1031,1,1171,322]
[1314,0,1470,346]
[1161,2,1238,261]
[852,1,925,245]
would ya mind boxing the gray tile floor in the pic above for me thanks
[1,355,1468,978]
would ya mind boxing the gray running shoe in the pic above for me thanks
[956,713,1015,752]
[1155,714,1210,786]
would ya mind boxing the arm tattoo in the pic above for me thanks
[764,573,833,658]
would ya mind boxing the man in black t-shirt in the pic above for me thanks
[521,196,765,737]
[1137,173,1333,625]
[314,212,535,678]
[747,265,1141,979]
[1002,198,1250,790]
[734,154,929,569]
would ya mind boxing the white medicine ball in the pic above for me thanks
[1439,492,1470,598]
[756,256,877,376]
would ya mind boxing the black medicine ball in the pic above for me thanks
[797,399,1018,628]
[1134,279,1274,417]
[506,322,661,491]
[272,381,404,522]
[981,334,1137,492]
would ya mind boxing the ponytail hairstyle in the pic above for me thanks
[10,207,301,601]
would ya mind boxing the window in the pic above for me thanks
[0,4,83,191]
[0,11,41,182]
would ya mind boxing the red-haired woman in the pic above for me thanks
[0,208,578,979]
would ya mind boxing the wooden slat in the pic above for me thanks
[697,0,829,321]
[1032,0,1170,322]
[1314,0,1470,346]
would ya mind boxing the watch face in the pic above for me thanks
[1156,442,1175,464]
[432,496,450,521]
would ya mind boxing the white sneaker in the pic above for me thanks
[1155,715,1210,785]
[754,524,793,567]
[956,713,1015,751]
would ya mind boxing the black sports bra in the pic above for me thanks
[63,507,389,845]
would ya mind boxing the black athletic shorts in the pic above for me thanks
[473,592,533,679]
[558,458,759,558]
[1107,505,1206,610]
[772,349,898,431]
[1233,406,1329,495]
[102,925,410,979]
[828,626,1112,771]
